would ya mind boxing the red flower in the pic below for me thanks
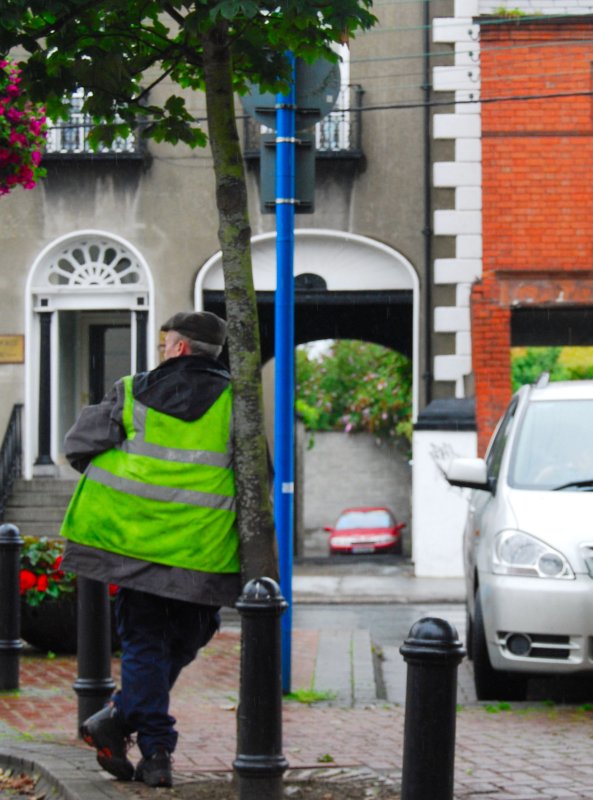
[52,555,64,580]
[36,575,48,592]
[19,570,37,595]
[108,584,119,597]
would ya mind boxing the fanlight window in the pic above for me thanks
[46,239,146,287]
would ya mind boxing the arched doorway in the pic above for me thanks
[24,230,154,478]
[194,229,420,418]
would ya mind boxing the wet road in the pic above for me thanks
[292,602,466,648]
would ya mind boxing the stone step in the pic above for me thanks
[5,506,69,522]
[7,490,75,507]
[3,478,76,539]
[4,521,65,539]
[11,478,78,494]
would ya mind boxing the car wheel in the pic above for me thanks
[472,591,528,701]
[466,607,473,661]
[393,538,403,555]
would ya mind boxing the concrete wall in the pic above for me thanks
[301,431,412,549]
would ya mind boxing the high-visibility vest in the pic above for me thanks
[60,375,240,574]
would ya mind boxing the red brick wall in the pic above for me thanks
[474,18,593,453]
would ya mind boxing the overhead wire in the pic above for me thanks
[339,88,593,113]
[343,13,593,104]
[350,35,593,67]
[357,10,593,34]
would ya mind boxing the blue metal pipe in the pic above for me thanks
[274,53,296,693]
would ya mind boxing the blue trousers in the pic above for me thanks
[112,588,220,757]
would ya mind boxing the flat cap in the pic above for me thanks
[161,311,227,345]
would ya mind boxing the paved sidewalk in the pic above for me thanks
[293,557,466,604]
[1,566,593,799]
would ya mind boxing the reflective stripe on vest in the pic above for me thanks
[85,463,235,511]
[98,374,236,507]
[118,401,233,469]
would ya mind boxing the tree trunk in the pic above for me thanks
[202,22,279,584]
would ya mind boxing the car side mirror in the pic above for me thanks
[323,525,332,532]
[446,458,491,492]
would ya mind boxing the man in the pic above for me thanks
[60,311,241,788]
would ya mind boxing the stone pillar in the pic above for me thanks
[135,309,148,372]
[35,310,54,468]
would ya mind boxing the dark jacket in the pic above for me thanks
[60,355,242,607]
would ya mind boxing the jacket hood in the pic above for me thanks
[132,355,231,422]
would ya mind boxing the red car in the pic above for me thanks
[324,506,405,555]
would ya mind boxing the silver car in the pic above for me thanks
[447,377,593,700]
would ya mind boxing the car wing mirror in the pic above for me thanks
[445,458,491,492]
[323,525,332,532]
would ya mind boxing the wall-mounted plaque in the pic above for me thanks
[0,335,25,364]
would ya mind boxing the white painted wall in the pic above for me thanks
[411,429,477,576]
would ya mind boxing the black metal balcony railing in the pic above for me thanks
[243,84,364,159]
[44,89,142,158]
[0,405,22,522]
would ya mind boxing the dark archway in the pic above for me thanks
[204,288,413,363]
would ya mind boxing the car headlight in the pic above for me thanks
[492,530,574,579]
[330,536,352,547]
[372,534,396,544]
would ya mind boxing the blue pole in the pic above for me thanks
[274,53,296,694]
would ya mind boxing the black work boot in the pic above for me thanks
[80,704,134,781]
[135,749,173,788]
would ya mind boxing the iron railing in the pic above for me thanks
[44,88,142,158]
[243,84,364,159]
[0,405,22,522]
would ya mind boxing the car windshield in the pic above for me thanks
[509,399,593,490]
[335,510,393,529]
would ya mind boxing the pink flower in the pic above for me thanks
[9,130,27,146]
[0,58,46,195]
[6,108,23,123]
[19,166,34,182]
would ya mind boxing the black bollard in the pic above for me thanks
[233,577,289,800]
[400,617,466,800]
[73,576,116,732]
[0,524,23,691]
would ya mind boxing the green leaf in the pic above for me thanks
[296,341,412,441]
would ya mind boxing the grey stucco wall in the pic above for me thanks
[301,430,411,537]
[0,0,462,457]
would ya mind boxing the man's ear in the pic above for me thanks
[178,339,192,356]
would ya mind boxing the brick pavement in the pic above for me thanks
[2,628,593,798]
